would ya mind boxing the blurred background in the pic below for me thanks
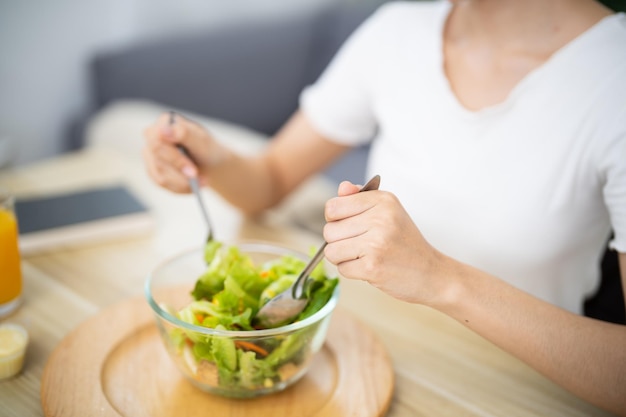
[0,0,387,171]
[0,0,623,171]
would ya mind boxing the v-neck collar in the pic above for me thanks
[432,1,623,121]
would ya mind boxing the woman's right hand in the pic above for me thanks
[142,112,225,194]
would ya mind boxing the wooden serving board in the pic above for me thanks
[41,296,394,417]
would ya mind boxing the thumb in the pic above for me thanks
[337,180,361,197]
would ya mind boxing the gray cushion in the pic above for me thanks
[91,14,317,136]
[88,3,378,138]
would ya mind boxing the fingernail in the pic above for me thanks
[182,165,196,178]
[161,125,173,137]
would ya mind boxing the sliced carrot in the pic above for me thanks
[235,340,269,357]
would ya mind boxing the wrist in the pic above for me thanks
[427,252,473,315]
[200,144,234,183]
[206,141,232,169]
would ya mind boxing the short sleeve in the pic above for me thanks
[299,5,396,146]
[602,108,626,252]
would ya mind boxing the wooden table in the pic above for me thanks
[0,144,615,417]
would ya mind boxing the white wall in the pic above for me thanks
[0,0,338,168]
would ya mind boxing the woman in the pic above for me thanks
[143,0,626,414]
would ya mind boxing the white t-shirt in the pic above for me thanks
[300,1,626,314]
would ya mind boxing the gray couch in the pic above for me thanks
[68,2,380,184]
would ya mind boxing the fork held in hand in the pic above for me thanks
[290,174,381,299]
[253,174,381,328]
[169,111,214,243]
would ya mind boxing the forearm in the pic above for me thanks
[202,111,350,215]
[202,151,282,215]
[322,168,626,415]
[435,258,626,416]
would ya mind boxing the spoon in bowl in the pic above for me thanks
[254,174,381,329]
[169,111,214,244]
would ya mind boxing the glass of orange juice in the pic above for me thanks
[0,188,22,317]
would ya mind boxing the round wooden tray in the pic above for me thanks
[41,296,394,417]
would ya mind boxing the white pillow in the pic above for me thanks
[85,99,268,158]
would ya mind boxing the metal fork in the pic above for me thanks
[169,111,214,243]
[254,174,381,328]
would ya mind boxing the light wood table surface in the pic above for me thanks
[0,144,615,417]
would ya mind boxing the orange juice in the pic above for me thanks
[0,197,22,314]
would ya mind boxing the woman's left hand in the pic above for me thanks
[323,181,454,306]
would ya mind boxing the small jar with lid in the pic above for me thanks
[0,323,28,379]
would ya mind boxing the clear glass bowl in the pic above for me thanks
[145,241,339,398]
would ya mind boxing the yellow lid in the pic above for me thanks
[0,323,28,379]
[0,324,28,358]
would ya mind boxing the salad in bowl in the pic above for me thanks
[145,240,339,398]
